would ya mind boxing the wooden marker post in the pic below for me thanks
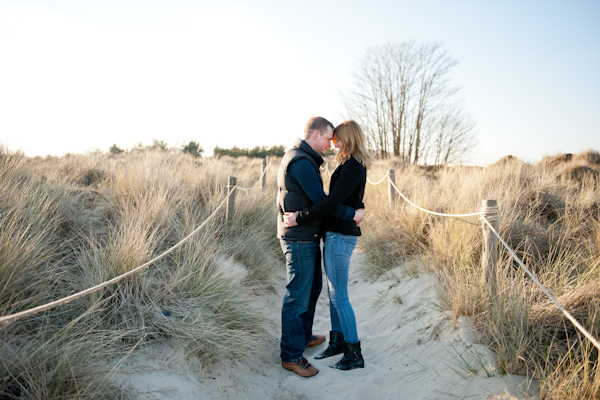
[227,176,236,223]
[481,199,499,300]
[262,158,267,191]
[388,169,396,207]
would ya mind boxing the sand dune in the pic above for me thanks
[113,252,537,399]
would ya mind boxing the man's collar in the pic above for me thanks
[295,139,324,166]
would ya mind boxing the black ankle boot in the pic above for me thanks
[314,331,344,360]
[329,341,364,370]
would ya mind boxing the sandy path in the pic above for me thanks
[113,252,537,399]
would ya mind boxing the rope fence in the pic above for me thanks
[481,216,600,351]
[2,160,598,353]
[0,160,271,326]
[234,157,270,192]
[368,168,600,352]
[366,175,388,185]
[387,179,482,218]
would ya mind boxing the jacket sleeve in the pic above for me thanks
[295,160,363,224]
[288,159,355,221]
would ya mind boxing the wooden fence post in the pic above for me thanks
[482,199,499,300]
[261,158,267,191]
[388,169,396,207]
[226,176,236,223]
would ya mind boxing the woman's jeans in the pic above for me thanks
[280,239,322,362]
[323,231,358,344]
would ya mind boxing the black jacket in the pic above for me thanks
[296,157,366,236]
[276,139,324,241]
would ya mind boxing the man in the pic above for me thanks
[277,117,362,378]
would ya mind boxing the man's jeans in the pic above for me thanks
[323,231,359,343]
[280,239,322,362]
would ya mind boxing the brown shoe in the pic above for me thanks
[306,334,326,347]
[282,357,319,378]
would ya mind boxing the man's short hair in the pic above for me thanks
[304,117,334,140]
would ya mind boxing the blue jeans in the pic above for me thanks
[323,231,358,344]
[280,239,322,362]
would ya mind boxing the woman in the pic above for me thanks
[284,119,373,370]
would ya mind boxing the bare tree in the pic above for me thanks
[343,41,476,165]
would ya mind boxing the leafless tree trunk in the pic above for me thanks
[342,41,476,165]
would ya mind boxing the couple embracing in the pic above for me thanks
[276,116,373,378]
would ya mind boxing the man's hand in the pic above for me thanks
[283,212,298,227]
[353,208,365,226]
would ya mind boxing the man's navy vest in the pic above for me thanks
[276,139,323,241]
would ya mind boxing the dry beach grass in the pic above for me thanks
[0,148,281,398]
[361,150,600,399]
[0,146,598,399]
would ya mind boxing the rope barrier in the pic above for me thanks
[481,206,500,222]
[234,161,270,191]
[368,169,599,352]
[480,216,600,352]
[367,175,388,185]
[0,191,233,325]
[5,160,598,355]
[0,162,271,326]
[387,178,482,218]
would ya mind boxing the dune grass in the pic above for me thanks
[360,151,600,399]
[3,144,599,399]
[0,148,281,399]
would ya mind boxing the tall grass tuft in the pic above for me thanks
[361,151,600,398]
[1,148,281,398]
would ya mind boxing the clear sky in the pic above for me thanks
[1,0,598,165]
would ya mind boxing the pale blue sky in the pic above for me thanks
[1,0,598,165]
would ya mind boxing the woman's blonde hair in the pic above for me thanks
[334,120,373,169]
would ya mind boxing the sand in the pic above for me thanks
[112,252,538,400]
